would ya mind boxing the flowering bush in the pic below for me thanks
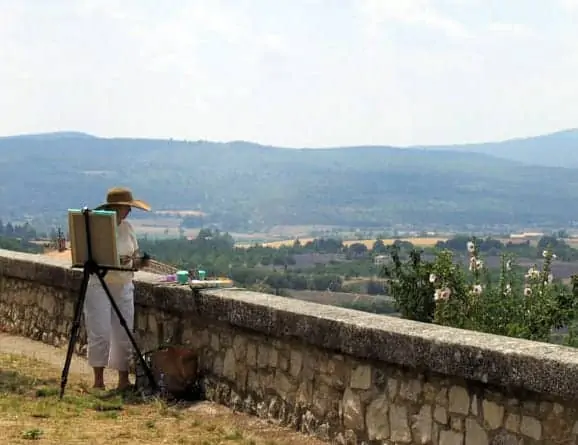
[382,239,578,343]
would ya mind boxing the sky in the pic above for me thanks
[1,0,578,148]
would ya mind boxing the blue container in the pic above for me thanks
[176,270,189,285]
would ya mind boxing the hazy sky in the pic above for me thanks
[1,0,578,147]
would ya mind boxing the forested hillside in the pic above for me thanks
[2,132,578,231]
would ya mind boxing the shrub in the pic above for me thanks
[382,238,578,343]
[381,245,436,323]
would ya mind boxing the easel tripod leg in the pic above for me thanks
[95,274,158,392]
[60,269,90,399]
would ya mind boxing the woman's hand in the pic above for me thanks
[120,255,133,267]
[133,253,151,270]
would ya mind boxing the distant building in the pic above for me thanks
[374,255,388,265]
[510,232,544,239]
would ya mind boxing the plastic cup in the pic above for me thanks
[176,270,189,285]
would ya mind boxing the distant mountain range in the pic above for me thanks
[422,129,578,168]
[1,129,578,231]
[4,128,578,167]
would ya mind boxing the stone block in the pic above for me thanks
[296,380,313,406]
[388,377,400,401]
[232,334,247,360]
[504,413,520,433]
[274,370,295,400]
[465,418,488,445]
[520,415,542,440]
[268,347,278,368]
[247,370,259,393]
[257,344,271,369]
[350,364,371,390]
[278,355,289,371]
[412,405,433,444]
[400,378,423,402]
[439,429,464,445]
[289,349,303,377]
[342,388,363,431]
[246,342,257,367]
[451,416,463,432]
[223,348,236,380]
[449,386,470,415]
[390,404,411,443]
[210,333,219,351]
[435,405,448,425]
[366,394,390,440]
[482,399,504,430]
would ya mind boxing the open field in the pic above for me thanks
[154,210,206,217]
[89,214,578,251]
[128,218,358,243]
[565,239,578,248]
[287,289,393,307]
[239,236,567,249]
[130,218,272,243]
[251,237,450,249]
[0,334,324,445]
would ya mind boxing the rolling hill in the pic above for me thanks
[423,129,578,168]
[1,131,578,231]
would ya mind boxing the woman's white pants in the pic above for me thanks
[83,279,135,372]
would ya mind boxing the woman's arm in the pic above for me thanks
[126,222,150,270]
[132,251,150,270]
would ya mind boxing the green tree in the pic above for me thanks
[381,245,436,322]
[372,239,387,254]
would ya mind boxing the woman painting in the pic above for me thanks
[84,187,150,391]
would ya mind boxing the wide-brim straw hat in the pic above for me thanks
[95,187,151,212]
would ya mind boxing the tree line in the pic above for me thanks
[0,220,43,253]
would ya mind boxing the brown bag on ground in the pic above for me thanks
[135,346,200,399]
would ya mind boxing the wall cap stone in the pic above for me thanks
[2,248,578,400]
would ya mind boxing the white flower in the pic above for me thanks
[547,273,554,284]
[441,287,451,300]
[504,284,512,294]
[467,241,475,253]
[552,254,557,259]
[472,284,483,295]
[506,260,512,271]
[542,250,548,258]
[469,257,483,271]
[434,289,442,301]
[429,273,437,283]
[525,267,539,279]
[524,287,532,297]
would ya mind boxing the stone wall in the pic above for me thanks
[1,248,578,444]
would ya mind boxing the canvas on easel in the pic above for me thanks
[68,209,120,268]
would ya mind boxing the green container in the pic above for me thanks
[198,270,206,280]
[176,270,189,285]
